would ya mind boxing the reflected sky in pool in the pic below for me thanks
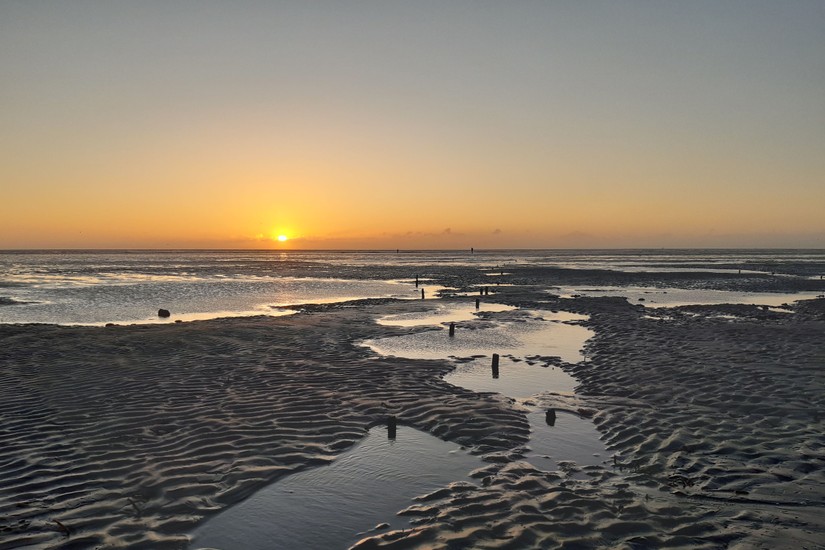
[366,312,593,364]
[189,425,483,550]
[525,411,608,473]
[376,301,516,327]
[444,356,577,397]
[553,286,822,308]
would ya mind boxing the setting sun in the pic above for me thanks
[1,2,823,252]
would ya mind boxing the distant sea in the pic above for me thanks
[1,249,823,325]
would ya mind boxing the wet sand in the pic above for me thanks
[1,266,824,549]
[356,294,825,549]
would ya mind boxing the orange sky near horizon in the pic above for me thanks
[2,2,824,250]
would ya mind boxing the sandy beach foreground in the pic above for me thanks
[1,267,824,549]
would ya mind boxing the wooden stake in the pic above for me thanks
[387,415,397,439]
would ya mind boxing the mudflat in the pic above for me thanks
[2,267,824,549]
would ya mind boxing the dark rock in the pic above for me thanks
[157,309,171,318]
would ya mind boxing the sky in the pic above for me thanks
[1,1,823,249]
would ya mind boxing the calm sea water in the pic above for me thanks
[1,249,823,325]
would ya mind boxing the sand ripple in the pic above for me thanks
[3,293,824,549]
[352,297,825,549]
[0,311,526,549]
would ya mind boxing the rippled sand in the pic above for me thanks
[2,276,824,549]
[0,306,527,549]
[355,295,825,549]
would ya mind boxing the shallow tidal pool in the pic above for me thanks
[190,425,484,550]
[366,310,593,364]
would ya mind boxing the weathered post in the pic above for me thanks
[449,322,455,337]
[475,298,480,309]
[484,287,489,296]
[387,415,397,439]
[492,353,500,378]
[421,288,425,299]
[415,275,419,288]
[545,409,556,426]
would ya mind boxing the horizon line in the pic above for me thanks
[3,247,825,253]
